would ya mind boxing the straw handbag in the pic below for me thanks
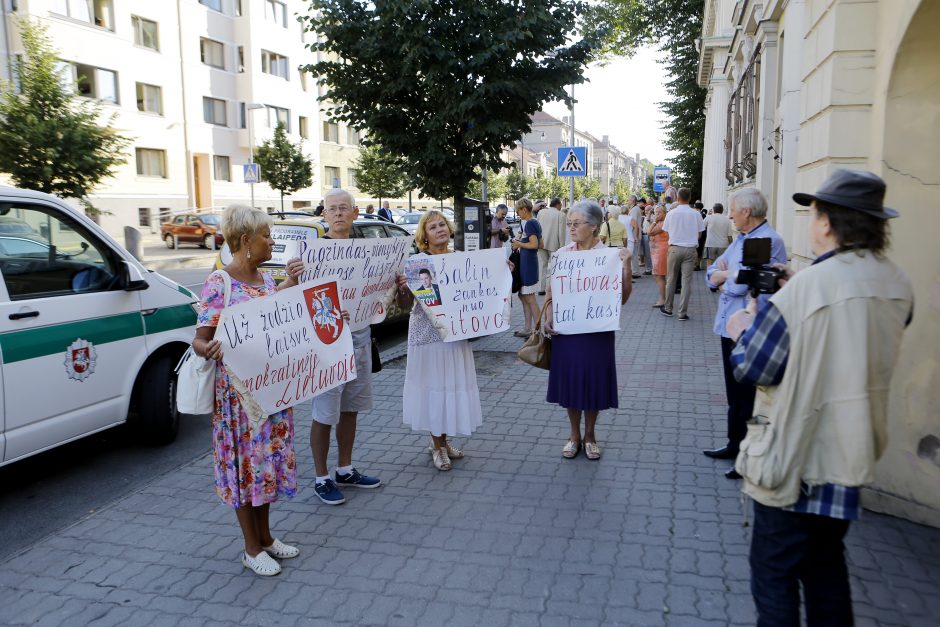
[517,300,552,370]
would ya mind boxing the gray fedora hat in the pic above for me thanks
[793,169,899,219]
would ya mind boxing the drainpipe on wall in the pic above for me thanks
[176,0,195,209]
[1,0,13,84]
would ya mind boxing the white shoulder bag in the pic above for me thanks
[175,270,232,414]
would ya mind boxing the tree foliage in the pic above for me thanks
[466,167,508,202]
[301,1,593,202]
[506,169,527,201]
[0,21,128,214]
[592,0,707,199]
[254,122,313,212]
[354,142,411,203]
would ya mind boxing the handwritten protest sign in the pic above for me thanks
[550,248,622,334]
[404,249,512,342]
[296,236,413,332]
[218,280,356,415]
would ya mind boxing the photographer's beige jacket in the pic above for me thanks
[736,250,914,508]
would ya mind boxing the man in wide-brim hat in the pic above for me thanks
[725,169,914,625]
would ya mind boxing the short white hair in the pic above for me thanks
[730,188,768,218]
[324,188,354,207]
[222,205,272,252]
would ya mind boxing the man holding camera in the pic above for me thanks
[703,189,786,479]
[727,170,913,626]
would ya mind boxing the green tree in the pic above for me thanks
[354,142,411,206]
[506,169,530,201]
[583,176,602,199]
[0,21,129,216]
[613,178,632,204]
[467,167,508,202]
[530,168,553,201]
[301,1,593,244]
[592,0,707,198]
[254,122,314,213]
[550,171,570,200]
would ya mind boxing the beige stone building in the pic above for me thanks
[698,0,940,526]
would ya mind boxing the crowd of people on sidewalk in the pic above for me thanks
[190,171,914,627]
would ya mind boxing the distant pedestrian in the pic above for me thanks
[536,197,566,295]
[661,188,705,321]
[599,207,626,247]
[641,199,653,274]
[544,200,633,461]
[695,201,707,269]
[702,203,732,266]
[648,204,669,307]
[510,198,541,337]
[193,204,304,577]
[378,201,393,222]
[314,199,324,216]
[403,211,485,471]
[727,170,913,626]
[490,203,511,250]
[365,204,375,215]
[628,196,643,277]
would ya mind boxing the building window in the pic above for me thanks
[135,83,162,114]
[62,62,118,103]
[199,0,222,12]
[203,97,227,126]
[265,105,289,131]
[52,0,114,30]
[298,116,309,139]
[131,15,158,51]
[213,155,231,181]
[265,0,288,27]
[299,71,308,92]
[138,208,151,227]
[136,148,167,178]
[324,166,340,189]
[234,0,243,16]
[322,121,338,143]
[237,46,245,73]
[345,126,360,145]
[200,38,225,69]
[238,102,246,129]
[347,168,358,188]
[261,50,288,80]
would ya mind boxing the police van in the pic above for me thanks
[0,187,197,467]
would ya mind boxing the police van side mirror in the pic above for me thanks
[121,261,149,291]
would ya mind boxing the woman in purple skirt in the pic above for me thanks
[544,200,633,460]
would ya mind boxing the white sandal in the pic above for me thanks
[431,447,452,471]
[262,538,300,559]
[445,441,464,459]
[242,550,282,576]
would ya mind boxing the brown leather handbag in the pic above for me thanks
[517,300,552,370]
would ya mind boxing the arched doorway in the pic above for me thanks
[869,0,940,526]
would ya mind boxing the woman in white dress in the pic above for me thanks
[402,210,484,471]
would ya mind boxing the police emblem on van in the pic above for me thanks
[64,339,97,382]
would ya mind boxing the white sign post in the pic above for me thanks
[218,280,356,415]
[296,236,414,332]
[404,248,512,342]
[550,248,622,334]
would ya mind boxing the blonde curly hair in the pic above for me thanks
[414,210,454,252]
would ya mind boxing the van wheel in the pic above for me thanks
[135,354,180,445]
[164,234,175,249]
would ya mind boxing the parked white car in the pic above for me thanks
[0,187,196,466]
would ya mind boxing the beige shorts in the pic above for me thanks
[310,342,373,425]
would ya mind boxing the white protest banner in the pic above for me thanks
[404,248,512,342]
[218,280,356,415]
[296,236,413,332]
[550,248,622,334]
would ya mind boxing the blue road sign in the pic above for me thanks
[243,163,260,184]
[653,166,672,192]
[557,146,587,177]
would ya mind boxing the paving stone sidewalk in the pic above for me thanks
[1,274,938,626]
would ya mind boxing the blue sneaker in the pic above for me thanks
[314,478,346,505]
[335,468,382,489]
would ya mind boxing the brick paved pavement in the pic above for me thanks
[1,273,938,626]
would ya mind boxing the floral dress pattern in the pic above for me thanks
[197,271,297,509]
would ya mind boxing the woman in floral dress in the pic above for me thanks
[193,205,304,577]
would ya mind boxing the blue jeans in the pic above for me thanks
[750,501,854,627]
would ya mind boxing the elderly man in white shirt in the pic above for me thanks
[661,187,705,321]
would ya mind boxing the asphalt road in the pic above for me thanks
[0,264,407,561]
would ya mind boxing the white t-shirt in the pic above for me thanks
[617,214,636,244]
[704,214,733,248]
[662,204,705,247]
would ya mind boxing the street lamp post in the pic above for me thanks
[246,103,265,208]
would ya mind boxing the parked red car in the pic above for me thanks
[160,213,224,249]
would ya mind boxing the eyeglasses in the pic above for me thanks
[326,205,353,214]
[566,221,588,229]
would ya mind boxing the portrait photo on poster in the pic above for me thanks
[405,255,443,308]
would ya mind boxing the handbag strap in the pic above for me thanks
[534,297,553,333]
[214,269,233,310]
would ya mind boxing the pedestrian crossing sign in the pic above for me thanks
[557,146,587,177]
[243,163,260,184]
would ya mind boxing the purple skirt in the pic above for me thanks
[546,331,618,411]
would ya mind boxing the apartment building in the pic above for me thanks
[0,0,323,238]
